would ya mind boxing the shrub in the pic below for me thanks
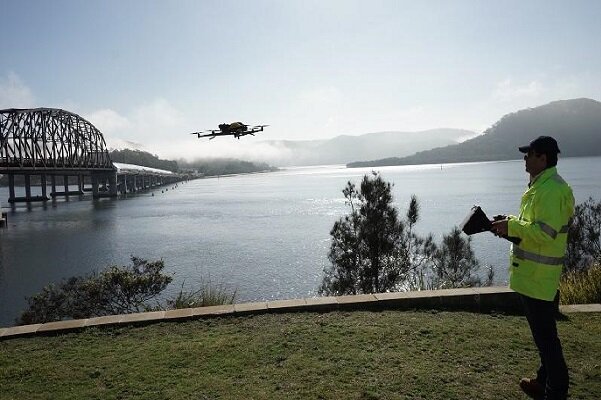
[18,257,240,325]
[559,263,601,305]
[415,227,494,290]
[18,257,172,325]
[566,197,601,272]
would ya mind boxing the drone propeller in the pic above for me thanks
[252,124,269,128]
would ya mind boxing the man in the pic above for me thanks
[491,136,574,400]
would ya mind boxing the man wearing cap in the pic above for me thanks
[491,136,574,400]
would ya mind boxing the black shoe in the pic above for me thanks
[519,378,544,400]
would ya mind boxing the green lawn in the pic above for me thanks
[1,310,600,399]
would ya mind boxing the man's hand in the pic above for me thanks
[491,218,509,237]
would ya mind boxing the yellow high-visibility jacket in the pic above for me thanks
[507,166,575,301]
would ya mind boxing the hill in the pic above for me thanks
[262,129,475,166]
[179,158,277,176]
[348,98,601,167]
[110,149,179,172]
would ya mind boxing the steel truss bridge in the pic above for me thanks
[0,108,184,204]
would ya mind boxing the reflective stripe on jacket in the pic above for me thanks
[507,166,575,301]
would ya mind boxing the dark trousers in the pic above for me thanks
[520,293,569,400]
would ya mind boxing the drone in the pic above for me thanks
[190,122,269,140]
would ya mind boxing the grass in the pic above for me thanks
[165,280,237,310]
[560,264,601,305]
[1,310,601,399]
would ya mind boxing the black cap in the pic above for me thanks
[518,136,561,154]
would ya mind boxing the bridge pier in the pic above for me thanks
[8,174,15,201]
[25,175,31,198]
[91,172,118,199]
[82,175,93,192]
[41,174,47,199]
[91,174,99,198]
[118,175,127,195]
[0,197,6,227]
[6,173,50,203]
[50,175,84,198]
[108,173,118,197]
[107,173,178,195]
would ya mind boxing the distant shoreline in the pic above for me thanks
[346,154,601,169]
[200,168,279,179]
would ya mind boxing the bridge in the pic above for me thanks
[0,107,184,204]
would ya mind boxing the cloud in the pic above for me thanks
[293,86,346,131]
[86,108,131,134]
[387,106,428,130]
[129,98,187,137]
[0,72,36,109]
[84,108,133,150]
[153,137,294,164]
[124,140,144,148]
[84,98,191,152]
[492,78,542,103]
[551,72,601,100]
[298,86,343,107]
[103,138,146,151]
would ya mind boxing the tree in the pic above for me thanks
[417,227,493,290]
[319,172,433,296]
[566,197,601,272]
[319,173,494,296]
[18,257,172,325]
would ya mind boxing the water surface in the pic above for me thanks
[1,157,600,326]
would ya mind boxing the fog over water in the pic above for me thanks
[1,157,600,326]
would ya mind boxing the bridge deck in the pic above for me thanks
[112,162,174,176]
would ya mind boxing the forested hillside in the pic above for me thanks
[110,149,179,172]
[349,98,601,167]
[179,158,277,176]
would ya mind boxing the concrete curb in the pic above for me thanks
[1,287,599,340]
[559,303,601,313]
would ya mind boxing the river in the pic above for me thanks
[1,157,600,326]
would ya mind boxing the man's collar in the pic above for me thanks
[529,166,557,187]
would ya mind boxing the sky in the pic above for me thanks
[1,0,600,161]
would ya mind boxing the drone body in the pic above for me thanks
[190,122,269,140]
